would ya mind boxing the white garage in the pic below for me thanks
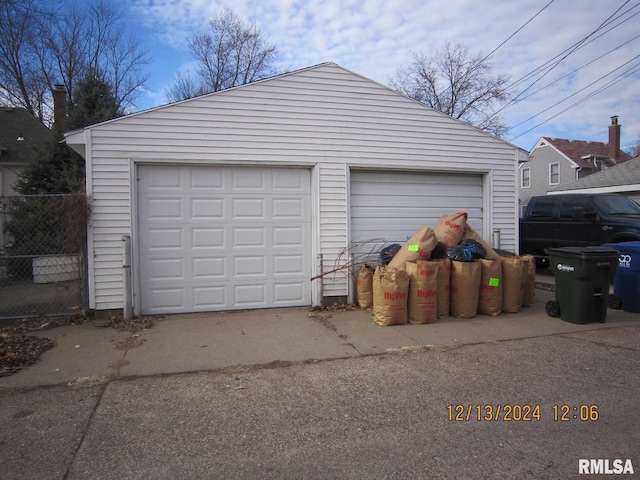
[65,62,526,316]
[137,165,311,314]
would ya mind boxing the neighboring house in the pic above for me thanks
[549,154,640,204]
[518,116,632,215]
[0,107,54,248]
[65,62,527,317]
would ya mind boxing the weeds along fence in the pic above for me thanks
[0,193,90,320]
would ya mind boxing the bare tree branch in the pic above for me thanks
[166,8,278,102]
[390,42,512,137]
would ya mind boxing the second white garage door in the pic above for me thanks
[350,170,484,259]
[137,165,312,314]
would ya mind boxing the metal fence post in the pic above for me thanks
[122,235,133,320]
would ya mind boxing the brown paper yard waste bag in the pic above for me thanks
[429,258,451,318]
[388,227,438,269]
[521,255,536,307]
[478,259,503,316]
[461,224,499,260]
[372,266,409,326]
[434,212,468,248]
[450,260,481,318]
[356,264,375,309]
[406,261,439,324]
[501,256,526,313]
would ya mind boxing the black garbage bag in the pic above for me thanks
[446,239,487,262]
[429,242,448,259]
[380,244,401,265]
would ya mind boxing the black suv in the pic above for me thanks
[519,193,640,263]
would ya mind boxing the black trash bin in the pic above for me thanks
[604,241,640,313]
[546,246,619,324]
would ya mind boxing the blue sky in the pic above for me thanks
[117,0,640,153]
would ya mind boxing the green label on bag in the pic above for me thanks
[489,277,500,287]
[408,244,419,252]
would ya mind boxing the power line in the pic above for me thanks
[507,1,639,91]
[514,32,640,103]
[509,61,640,140]
[509,53,640,131]
[506,1,633,105]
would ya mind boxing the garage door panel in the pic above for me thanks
[350,170,483,255]
[144,228,184,250]
[190,169,223,190]
[193,286,226,308]
[192,228,225,249]
[234,284,266,305]
[191,198,224,219]
[273,226,306,247]
[272,169,307,191]
[273,255,305,275]
[233,227,266,247]
[273,198,306,219]
[147,287,185,312]
[138,165,311,314]
[233,256,266,277]
[143,169,182,191]
[232,198,266,218]
[232,169,267,190]
[146,198,182,220]
[274,282,305,303]
[192,257,225,279]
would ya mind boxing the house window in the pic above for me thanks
[521,167,530,188]
[549,163,559,185]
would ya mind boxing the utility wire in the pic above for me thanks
[510,61,640,140]
[505,1,632,104]
[486,1,640,132]
[515,32,640,103]
[509,53,640,131]
[507,2,640,90]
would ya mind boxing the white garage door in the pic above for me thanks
[137,165,312,314]
[350,170,483,261]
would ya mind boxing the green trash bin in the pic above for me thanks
[546,246,619,324]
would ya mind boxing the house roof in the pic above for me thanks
[540,137,631,168]
[65,62,530,160]
[553,154,640,192]
[0,107,53,164]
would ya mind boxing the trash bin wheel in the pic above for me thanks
[546,300,561,317]
[608,294,622,310]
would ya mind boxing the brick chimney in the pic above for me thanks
[52,84,67,132]
[609,115,621,163]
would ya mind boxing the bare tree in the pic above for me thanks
[0,0,51,120]
[166,8,278,102]
[390,43,512,137]
[0,0,150,124]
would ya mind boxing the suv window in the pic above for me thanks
[592,195,640,215]
[558,196,595,219]
[529,197,556,218]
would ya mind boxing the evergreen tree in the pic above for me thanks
[67,67,122,130]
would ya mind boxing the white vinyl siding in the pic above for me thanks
[69,63,519,313]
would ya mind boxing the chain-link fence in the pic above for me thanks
[0,194,89,319]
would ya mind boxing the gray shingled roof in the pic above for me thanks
[553,155,640,191]
[0,107,53,164]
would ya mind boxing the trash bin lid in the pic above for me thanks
[547,246,620,259]
[603,241,640,254]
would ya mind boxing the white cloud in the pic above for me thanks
[123,0,640,151]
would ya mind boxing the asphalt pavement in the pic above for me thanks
[1,276,639,479]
